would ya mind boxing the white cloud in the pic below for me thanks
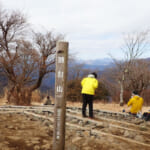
[1,0,150,60]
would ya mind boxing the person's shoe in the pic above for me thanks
[82,115,87,118]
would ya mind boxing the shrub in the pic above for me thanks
[66,79,110,102]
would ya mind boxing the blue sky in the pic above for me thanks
[0,0,150,60]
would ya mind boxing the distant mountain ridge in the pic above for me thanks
[81,58,114,70]
[82,57,150,71]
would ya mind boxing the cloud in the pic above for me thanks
[1,0,150,60]
[61,0,150,33]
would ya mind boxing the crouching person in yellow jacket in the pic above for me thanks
[127,90,144,116]
[81,72,98,118]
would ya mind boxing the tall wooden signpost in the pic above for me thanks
[53,41,69,150]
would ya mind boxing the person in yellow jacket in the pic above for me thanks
[127,90,144,115]
[81,72,98,118]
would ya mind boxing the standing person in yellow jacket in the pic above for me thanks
[81,72,98,118]
[127,90,144,116]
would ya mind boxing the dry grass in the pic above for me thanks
[0,92,149,113]
[31,90,42,102]
[31,96,55,106]
[66,101,150,113]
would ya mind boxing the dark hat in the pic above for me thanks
[132,90,138,95]
[91,72,97,78]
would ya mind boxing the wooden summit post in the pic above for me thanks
[53,41,69,150]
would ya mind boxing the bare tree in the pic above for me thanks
[68,62,89,80]
[0,9,62,105]
[100,67,119,100]
[124,60,150,93]
[111,30,150,106]
[68,55,90,80]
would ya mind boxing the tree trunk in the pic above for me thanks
[7,86,32,105]
[120,81,124,106]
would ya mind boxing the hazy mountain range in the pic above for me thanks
[81,58,114,70]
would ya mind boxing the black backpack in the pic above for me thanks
[142,112,150,121]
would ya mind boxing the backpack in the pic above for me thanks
[142,112,150,121]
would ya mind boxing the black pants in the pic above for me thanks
[82,94,93,117]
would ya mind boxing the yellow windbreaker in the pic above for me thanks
[127,95,144,114]
[81,77,98,95]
